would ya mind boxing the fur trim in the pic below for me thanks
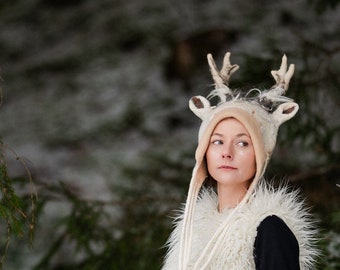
[162,181,318,270]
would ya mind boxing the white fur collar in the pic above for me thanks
[162,181,318,270]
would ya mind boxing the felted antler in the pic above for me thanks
[207,52,239,88]
[270,54,295,95]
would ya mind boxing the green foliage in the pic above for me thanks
[32,181,171,270]
[316,221,340,269]
[26,133,193,269]
[0,139,37,268]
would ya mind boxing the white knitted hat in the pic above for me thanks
[178,52,299,269]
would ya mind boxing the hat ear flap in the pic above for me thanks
[273,102,299,125]
[189,96,211,119]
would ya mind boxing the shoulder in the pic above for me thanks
[250,182,311,229]
[254,215,300,270]
[256,215,298,246]
[251,182,320,269]
[258,215,292,231]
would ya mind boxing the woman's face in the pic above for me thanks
[206,118,256,188]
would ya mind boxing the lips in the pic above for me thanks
[218,165,237,170]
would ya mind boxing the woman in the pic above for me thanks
[162,52,318,269]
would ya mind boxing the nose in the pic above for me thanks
[222,145,233,160]
[222,153,232,159]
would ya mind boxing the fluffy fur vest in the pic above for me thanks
[162,182,318,270]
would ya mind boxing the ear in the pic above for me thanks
[273,102,299,125]
[189,96,211,119]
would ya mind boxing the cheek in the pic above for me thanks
[247,153,256,175]
[239,150,256,170]
[205,148,213,166]
[206,147,218,166]
[249,156,256,175]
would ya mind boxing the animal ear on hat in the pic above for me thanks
[273,101,299,125]
[189,96,211,119]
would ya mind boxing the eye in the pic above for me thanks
[212,139,223,145]
[237,141,249,147]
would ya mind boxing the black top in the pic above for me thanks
[254,215,300,270]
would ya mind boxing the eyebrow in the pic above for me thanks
[211,132,250,138]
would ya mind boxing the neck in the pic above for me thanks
[217,183,249,212]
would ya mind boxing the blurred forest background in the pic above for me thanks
[0,0,339,269]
